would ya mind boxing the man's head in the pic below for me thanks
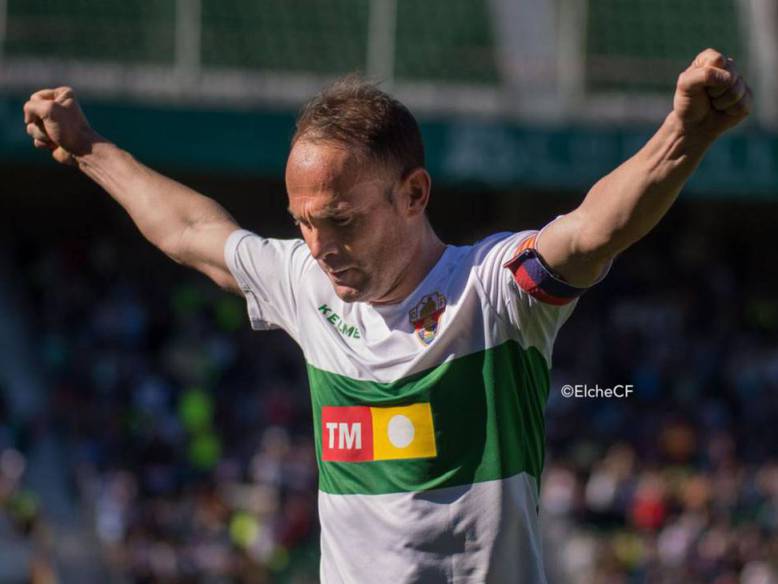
[286,75,433,304]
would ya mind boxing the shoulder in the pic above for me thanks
[225,230,319,293]
[227,229,308,254]
[227,230,312,268]
[464,230,537,267]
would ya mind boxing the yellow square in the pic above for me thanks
[371,403,437,461]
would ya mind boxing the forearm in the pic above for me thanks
[532,49,749,287]
[576,112,716,259]
[76,138,235,260]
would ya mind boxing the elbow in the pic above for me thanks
[158,224,191,266]
[208,267,241,295]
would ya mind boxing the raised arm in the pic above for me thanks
[536,49,753,287]
[22,86,241,293]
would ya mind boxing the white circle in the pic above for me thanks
[387,415,415,448]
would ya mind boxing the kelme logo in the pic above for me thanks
[409,292,447,346]
[321,403,437,462]
[318,304,361,339]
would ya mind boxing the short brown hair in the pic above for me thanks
[292,74,425,177]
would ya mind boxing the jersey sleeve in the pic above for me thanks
[475,216,611,366]
[223,228,313,340]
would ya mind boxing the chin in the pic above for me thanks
[332,284,368,303]
[329,271,374,303]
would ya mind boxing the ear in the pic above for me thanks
[400,167,431,218]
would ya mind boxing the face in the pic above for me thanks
[285,140,421,303]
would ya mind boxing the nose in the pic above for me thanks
[306,226,337,261]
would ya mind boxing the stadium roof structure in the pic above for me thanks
[1,0,775,126]
[1,0,776,196]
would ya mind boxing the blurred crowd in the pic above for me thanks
[11,236,320,583]
[1,209,777,583]
[0,382,55,584]
[542,218,778,583]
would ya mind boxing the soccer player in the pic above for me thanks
[23,48,750,583]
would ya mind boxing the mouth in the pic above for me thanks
[328,267,357,284]
[327,265,349,274]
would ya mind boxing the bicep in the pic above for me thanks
[534,209,613,288]
[173,218,242,294]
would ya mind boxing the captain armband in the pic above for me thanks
[502,234,589,306]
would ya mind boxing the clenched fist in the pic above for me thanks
[22,86,100,166]
[674,48,752,137]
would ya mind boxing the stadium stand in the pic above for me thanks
[393,0,498,83]
[586,0,745,92]
[5,0,176,64]
[3,0,769,125]
[201,0,369,74]
[5,0,744,88]
[6,0,498,83]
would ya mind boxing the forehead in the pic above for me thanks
[285,140,388,215]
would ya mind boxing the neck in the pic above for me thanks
[371,223,446,306]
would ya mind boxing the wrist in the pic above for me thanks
[664,112,718,159]
[75,134,118,172]
[666,111,721,149]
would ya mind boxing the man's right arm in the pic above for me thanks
[22,86,241,294]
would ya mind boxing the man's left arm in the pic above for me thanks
[535,48,753,287]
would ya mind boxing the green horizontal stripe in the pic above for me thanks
[307,340,549,496]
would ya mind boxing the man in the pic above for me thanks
[23,49,750,583]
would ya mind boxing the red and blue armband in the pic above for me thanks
[502,234,588,306]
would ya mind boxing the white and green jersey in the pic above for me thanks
[224,224,605,583]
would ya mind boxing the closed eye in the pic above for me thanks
[331,216,353,227]
[289,213,352,229]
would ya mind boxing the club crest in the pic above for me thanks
[409,292,447,346]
